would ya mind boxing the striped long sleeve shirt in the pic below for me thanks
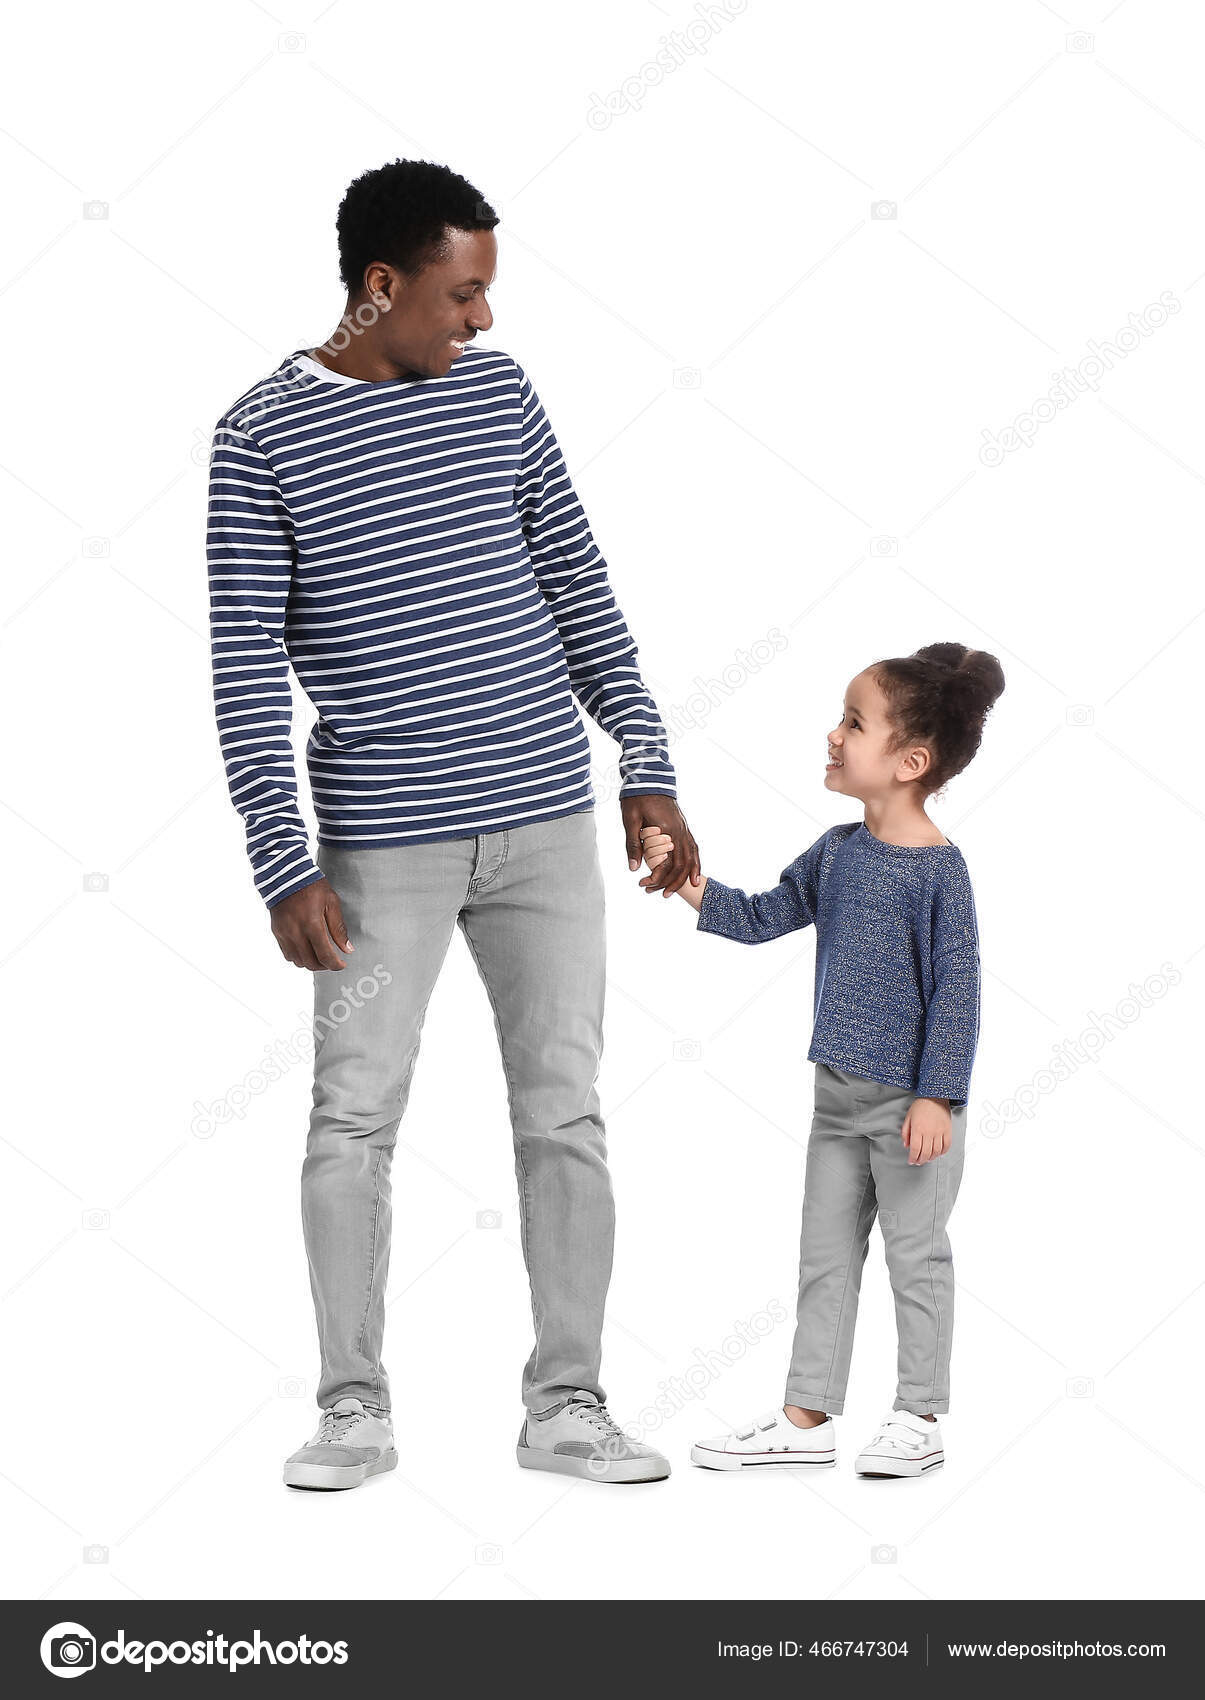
[207,346,676,906]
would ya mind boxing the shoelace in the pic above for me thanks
[570,1402,630,1447]
[316,1406,365,1444]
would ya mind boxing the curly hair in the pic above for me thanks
[335,159,499,294]
[873,642,1006,796]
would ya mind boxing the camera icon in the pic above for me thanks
[869,535,898,558]
[476,1209,502,1229]
[45,1627,96,1672]
[82,1209,110,1231]
[673,1038,702,1062]
[673,367,702,389]
[1065,704,1094,727]
[82,201,109,221]
[83,872,110,893]
[475,1543,503,1565]
[878,1209,899,1230]
[1066,1376,1094,1399]
[277,1376,306,1398]
[278,31,306,52]
[82,537,110,558]
[871,1543,897,1564]
[870,200,897,221]
[83,1544,108,1564]
[1066,31,1094,53]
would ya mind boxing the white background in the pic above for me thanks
[2,0,1201,1604]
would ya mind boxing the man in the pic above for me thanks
[207,158,699,1490]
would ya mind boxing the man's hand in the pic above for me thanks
[901,1098,952,1165]
[640,826,707,912]
[621,795,700,898]
[270,878,355,972]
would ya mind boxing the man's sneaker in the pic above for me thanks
[283,1397,398,1491]
[691,1408,837,1471]
[516,1394,669,1483]
[854,1411,944,1477]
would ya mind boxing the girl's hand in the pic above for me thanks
[639,828,674,876]
[901,1099,952,1165]
[638,828,708,912]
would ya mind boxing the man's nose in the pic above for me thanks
[468,300,493,331]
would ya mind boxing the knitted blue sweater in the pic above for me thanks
[696,821,980,1106]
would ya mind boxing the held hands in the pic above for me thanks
[639,826,707,912]
[901,1098,952,1164]
[640,826,673,882]
[622,795,700,897]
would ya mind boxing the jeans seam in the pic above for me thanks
[468,830,510,895]
[356,1145,386,1415]
[923,1158,946,1406]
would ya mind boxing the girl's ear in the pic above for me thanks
[899,745,933,781]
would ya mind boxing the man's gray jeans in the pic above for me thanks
[302,808,612,1417]
[785,1062,968,1417]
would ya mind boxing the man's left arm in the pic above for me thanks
[514,361,699,892]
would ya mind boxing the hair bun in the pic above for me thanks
[945,649,1006,713]
[873,642,1005,796]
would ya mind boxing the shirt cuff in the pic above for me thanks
[262,862,326,910]
[915,1079,969,1109]
[695,877,730,934]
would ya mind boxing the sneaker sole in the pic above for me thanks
[516,1445,669,1483]
[283,1448,399,1491]
[854,1452,944,1478]
[690,1445,837,1472]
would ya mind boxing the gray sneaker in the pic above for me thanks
[283,1397,398,1491]
[516,1394,669,1483]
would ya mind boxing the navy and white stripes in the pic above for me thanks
[207,346,676,907]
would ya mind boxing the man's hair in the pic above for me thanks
[336,159,498,294]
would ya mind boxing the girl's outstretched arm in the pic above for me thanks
[641,829,826,941]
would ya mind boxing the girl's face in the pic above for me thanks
[825,669,932,799]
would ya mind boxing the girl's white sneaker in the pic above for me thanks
[691,1409,836,1471]
[854,1411,944,1477]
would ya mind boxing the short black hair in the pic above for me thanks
[336,159,498,294]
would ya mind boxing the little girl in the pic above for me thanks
[641,642,1004,1478]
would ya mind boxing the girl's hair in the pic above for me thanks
[872,642,1005,796]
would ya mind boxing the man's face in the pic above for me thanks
[377,226,497,377]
